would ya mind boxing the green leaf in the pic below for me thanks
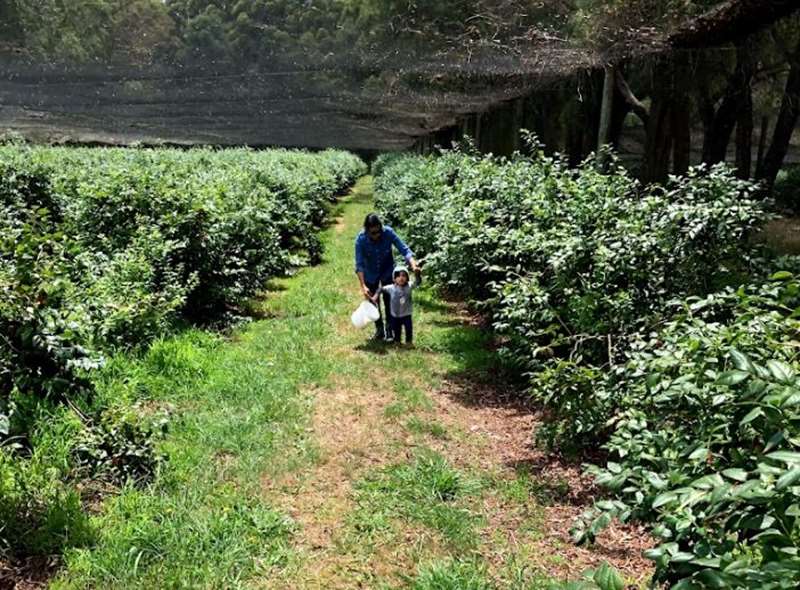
[765,431,786,452]
[592,562,625,590]
[722,468,749,482]
[643,547,664,560]
[740,407,763,426]
[691,557,722,568]
[645,472,668,490]
[776,467,800,490]
[767,359,794,383]
[689,447,709,461]
[697,570,730,588]
[785,503,800,517]
[767,451,800,465]
[729,348,752,372]
[652,491,679,508]
[771,271,794,281]
[717,370,749,386]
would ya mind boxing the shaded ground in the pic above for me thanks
[0,557,57,590]
[763,217,800,255]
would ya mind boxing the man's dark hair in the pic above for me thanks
[364,213,382,231]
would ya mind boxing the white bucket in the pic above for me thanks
[351,300,380,328]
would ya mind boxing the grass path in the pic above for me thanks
[55,178,650,589]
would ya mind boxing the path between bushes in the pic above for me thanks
[50,177,651,589]
[256,178,652,588]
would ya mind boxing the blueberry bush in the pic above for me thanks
[374,144,800,587]
[0,144,364,559]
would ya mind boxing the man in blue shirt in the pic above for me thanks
[355,213,420,340]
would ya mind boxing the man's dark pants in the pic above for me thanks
[366,280,392,338]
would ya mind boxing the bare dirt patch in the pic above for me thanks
[265,364,653,587]
[262,376,407,589]
[423,374,655,584]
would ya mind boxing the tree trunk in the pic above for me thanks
[642,57,691,184]
[597,64,617,169]
[567,117,584,167]
[735,86,753,178]
[582,70,605,158]
[609,93,631,149]
[542,90,567,154]
[755,115,770,178]
[759,40,800,189]
[702,91,739,164]
[672,102,692,176]
[701,41,754,166]
[643,98,673,183]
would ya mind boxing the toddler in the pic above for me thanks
[373,265,421,344]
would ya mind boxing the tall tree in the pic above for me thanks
[758,35,800,188]
[699,39,756,167]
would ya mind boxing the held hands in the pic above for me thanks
[362,285,373,300]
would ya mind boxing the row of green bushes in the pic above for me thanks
[0,145,365,558]
[374,144,800,588]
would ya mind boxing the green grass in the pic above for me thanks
[41,176,573,589]
[384,381,434,418]
[409,559,494,590]
[350,449,482,551]
[51,186,366,588]
[405,416,448,439]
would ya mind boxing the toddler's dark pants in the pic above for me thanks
[366,280,392,338]
[391,315,413,344]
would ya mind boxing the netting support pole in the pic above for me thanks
[596,63,616,170]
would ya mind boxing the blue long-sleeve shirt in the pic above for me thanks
[355,225,414,284]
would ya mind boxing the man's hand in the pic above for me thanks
[409,258,421,274]
[362,285,373,299]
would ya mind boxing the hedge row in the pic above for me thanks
[0,145,364,557]
[1,145,364,408]
[375,146,800,588]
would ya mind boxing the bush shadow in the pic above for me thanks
[425,319,530,412]
[505,457,597,506]
[430,317,603,508]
